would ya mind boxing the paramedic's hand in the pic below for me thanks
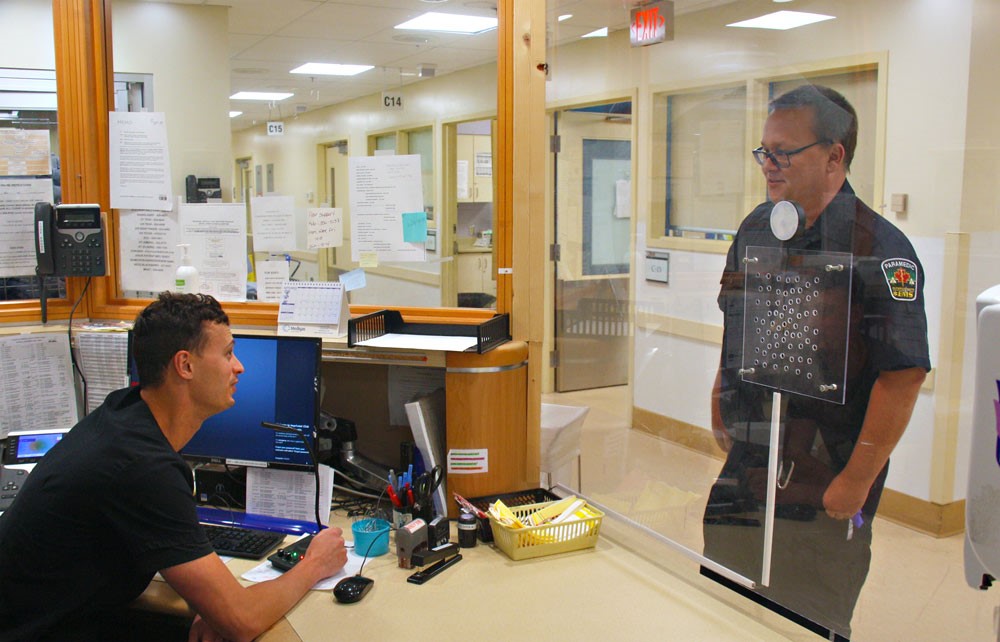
[710,370,732,453]
[823,472,869,520]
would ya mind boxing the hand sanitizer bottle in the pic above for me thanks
[175,244,200,293]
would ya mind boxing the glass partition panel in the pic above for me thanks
[0,2,63,305]
[109,0,497,310]
[545,1,999,640]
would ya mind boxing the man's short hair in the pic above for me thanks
[132,292,229,388]
[770,84,858,171]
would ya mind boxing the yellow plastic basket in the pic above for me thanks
[489,500,604,561]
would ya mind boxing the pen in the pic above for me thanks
[406,484,415,507]
[387,484,402,508]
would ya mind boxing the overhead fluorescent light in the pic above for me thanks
[230,91,293,101]
[727,11,834,30]
[290,62,373,76]
[229,111,243,118]
[558,14,573,22]
[582,27,608,38]
[395,12,497,34]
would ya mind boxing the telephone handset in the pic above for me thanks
[34,202,106,277]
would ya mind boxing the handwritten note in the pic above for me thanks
[306,207,343,249]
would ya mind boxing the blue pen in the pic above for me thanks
[407,464,414,485]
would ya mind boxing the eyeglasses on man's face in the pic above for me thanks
[751,139,831,168]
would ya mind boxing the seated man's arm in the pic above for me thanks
[822,367,926,519]
[161,526,346,642]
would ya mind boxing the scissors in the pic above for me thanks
[413,465,443,502]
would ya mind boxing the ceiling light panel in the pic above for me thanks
[395,12,498,34]
[727,11,835,30]
[230,91,294,101]
[290,63,374,76]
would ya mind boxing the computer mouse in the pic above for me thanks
[333,575,374,604]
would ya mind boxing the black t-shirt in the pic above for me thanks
[716,181,931,514]
[0,387,214,641]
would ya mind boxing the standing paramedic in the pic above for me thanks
[0,292,347,641]
[702,85,930,639]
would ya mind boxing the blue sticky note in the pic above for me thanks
[339,268,366,292]
[402,211,428,243]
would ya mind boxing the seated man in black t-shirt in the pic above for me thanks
[0,292,347,641]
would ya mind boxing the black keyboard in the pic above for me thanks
[202,523,286,560]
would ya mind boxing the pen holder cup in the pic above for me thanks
[352,518,391,558]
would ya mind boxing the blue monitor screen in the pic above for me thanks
[178,334,320,469]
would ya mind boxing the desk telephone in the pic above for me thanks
[0,431,66,513]
[34,202,107,277]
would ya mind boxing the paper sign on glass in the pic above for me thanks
[109,111,173,211]
[306,207,343,249]
[256,259,290,303]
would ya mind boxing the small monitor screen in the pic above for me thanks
[16,433,63,459]
[180,334,320,469]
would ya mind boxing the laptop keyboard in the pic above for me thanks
[202,523,286,559]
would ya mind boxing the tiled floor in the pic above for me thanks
[543,386,1000,641]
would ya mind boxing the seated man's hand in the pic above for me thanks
[188,615,226,642]
[306,526,348,577]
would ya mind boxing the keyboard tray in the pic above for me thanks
[202,523,286,560]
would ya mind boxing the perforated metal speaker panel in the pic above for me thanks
[740,246,853,404]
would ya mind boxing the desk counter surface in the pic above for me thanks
[138,514,800,642]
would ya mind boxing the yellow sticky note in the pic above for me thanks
[360,251,379,268]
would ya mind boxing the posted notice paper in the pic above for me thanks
[177,202,248,302]
[0,178,54,277]
[348,154,426,263]
[109,111,173,211]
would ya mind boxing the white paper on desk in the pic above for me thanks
[0,334,78,438]
[242,546,366,590]
[76,331,131,413]
[356,333,478,353]
[246,465,334,526]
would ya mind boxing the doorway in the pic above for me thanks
[551,102,633,392]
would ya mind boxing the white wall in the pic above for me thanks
[0,0,54,70]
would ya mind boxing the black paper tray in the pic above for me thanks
[348,309,510,354]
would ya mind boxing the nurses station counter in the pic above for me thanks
[134,513,809,641]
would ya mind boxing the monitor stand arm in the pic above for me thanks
[320,413,391,494]
[338,441,391,493]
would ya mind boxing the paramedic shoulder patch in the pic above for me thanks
[881,258,918,301]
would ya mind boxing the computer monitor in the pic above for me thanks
[130,333,321,470]
[183,333,320,470]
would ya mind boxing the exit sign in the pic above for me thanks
[630,1,674,47]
